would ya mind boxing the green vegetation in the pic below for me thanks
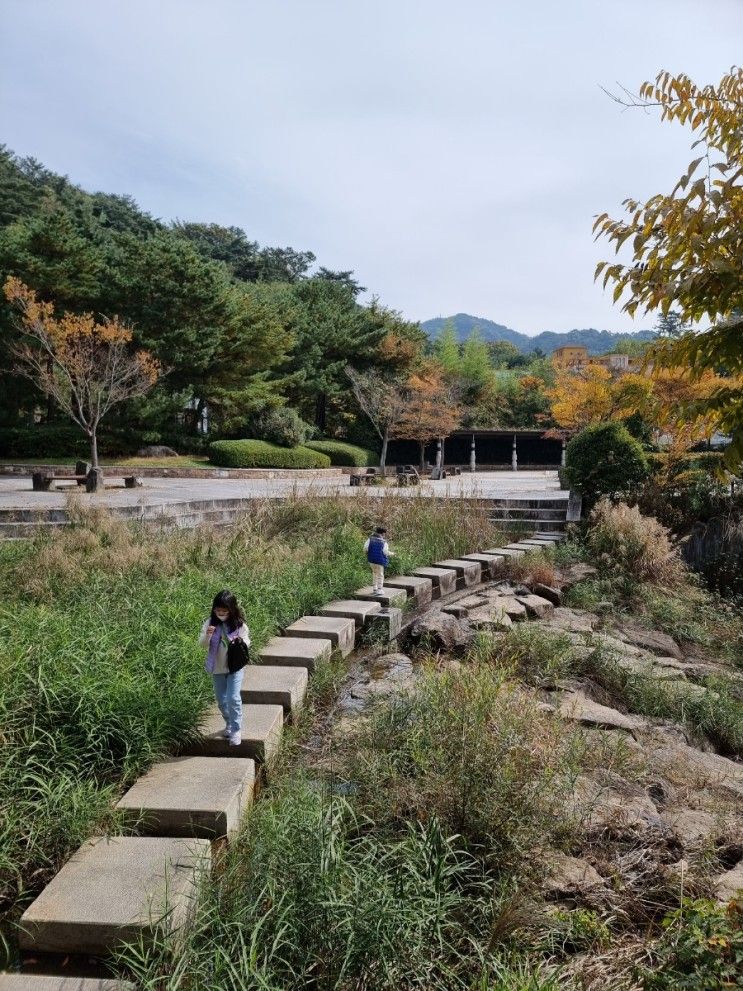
[563,422,649,502]
[209,439,332,469]
[305,439,378,466]
[0,494,496,960]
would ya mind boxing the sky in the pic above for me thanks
[2,0,741,335]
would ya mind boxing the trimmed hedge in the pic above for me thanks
[209,439,332,470]
[564,422,649,501]
[305,440,378,467]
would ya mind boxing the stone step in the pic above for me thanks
[516,538,558,548]
[459,553,506,579]
[19,836,210,957]
[282,615,356,656]
[383,576,433,605]
[533,531,565,541]
[0,978,133,990]
[484,546,525,558]
[487,507,568,519]
[364,606,403,641]
[258,636,332,672]
[489,516,566,532]
[412,566,457,598]
[241,664,308,712]
[434,559,482,588]
[319,599,382,628]
[487,498,569,509]
[353,586,407,608]
[181,704,283,762]
[116,756,254,838]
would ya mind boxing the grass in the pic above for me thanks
[0,492,498,962]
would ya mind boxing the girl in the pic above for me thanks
[199,590,251,746]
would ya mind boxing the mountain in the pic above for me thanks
[421,313,656,355]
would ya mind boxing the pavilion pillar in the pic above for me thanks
[435,437,443,469]
[512,434,518,471]
[469,433,476,472]
[561,438,567,467]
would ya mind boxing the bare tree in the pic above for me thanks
[346,366,407,471]
[4,277,160,468]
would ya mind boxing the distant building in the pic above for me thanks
[552,346,645,374]
[552,345,589,367]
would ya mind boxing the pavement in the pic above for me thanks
[0,471,565,511]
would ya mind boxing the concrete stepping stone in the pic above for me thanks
[319,599,382,628]
[504,543,537,552]
[283,615,356,656]
[384,576,433,605]
[116,756,254,838]
[484,546,525,558]
[434,559,481,588]
[364,606,403,641]
[353,586,407,608]
[496,595,528,620]
[258,636,331,672]
[242,664,308,712]
[516,593,555,618]
[413,566,457,598]
[182,704,283,762]
[460,553,505,579]
[0,978,133,990]
[534,532,564,541]
[18,836,210,956]
[518,539,555,548]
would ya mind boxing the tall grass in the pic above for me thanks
[0,492,498,958]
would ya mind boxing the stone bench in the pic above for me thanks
[282,616,356,657]
[18,836,210,957]
[181,704,283,762]
[384,575,433,605]
[241,664,308,713]
[434,559,482,589]
[116,756,254,838]
[258,636,332,672]
[412,566,457,598]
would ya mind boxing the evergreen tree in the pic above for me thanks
[433,318,461,374]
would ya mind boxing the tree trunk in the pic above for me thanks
[380,427,389,472]
[315,392,327,433]
[90,429,99,469]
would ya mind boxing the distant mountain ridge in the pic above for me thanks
[422,313,656,355]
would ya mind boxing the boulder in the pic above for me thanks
[559,563,598,589]
[616,626,683,659]
[571,772,665,836]
[533,583,563,606]
[408,611,475,652]
[516,594,554,619]
[544,607,598,635]
[542,852,606,898]
[713,861,743,903]
[643,739,743,799]
[558,691,646,732]
[136,445,178,458]
[467,605,513,630]
[662,809,718,848]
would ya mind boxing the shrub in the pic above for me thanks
[305,440,378,467]
[563,422,649,502]
[209,439,331,469]
[254,407,313,448]
[0,425,89,459]
[586,498,684,586]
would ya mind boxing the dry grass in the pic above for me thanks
[586,500,685,587]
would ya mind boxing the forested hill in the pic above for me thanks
[422,313,656,355]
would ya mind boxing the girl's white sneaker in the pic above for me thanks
[229,731,242,746]
[222,726,230,738]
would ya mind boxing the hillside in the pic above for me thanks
[422,313,656,355]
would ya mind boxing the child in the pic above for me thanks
[199,590,251,746]
[364,526,393,595]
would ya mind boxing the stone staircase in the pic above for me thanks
[488,492,581,534]
[0,532,564,989]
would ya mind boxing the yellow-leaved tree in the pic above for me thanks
[594,67,743,467]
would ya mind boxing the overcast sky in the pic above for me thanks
[2,1,741,334]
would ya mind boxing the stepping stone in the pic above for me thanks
[516,593,555,619]
[534,532,564,541]
[0,979,133,990]
[354,586,407,608]
[258,636,331,672]
[413,566,457,598]
[319,599,382,628]
[496,595,528,620]
[283,616,356,656]
[182,704,283,762]
[364,606,403,641]
[384,576,433,605]
[484,547,525,558]
[504,543,537,552]
[518,539,555,547]
[242,664,308,712]
[434,559,481,588]
[460,553,505,579]
[116,756,254,838]
[18,836,210,956]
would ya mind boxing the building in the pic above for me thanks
[552,346,645,374]
[386,429,564,469]
[552,345,589,367]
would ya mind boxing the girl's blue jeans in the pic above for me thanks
[212,670,244,734]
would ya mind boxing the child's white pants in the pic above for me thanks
[370,563,385,591]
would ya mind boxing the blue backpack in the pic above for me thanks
[367,534,389,566]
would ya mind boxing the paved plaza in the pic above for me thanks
[0,470,564,513]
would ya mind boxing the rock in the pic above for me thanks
[498,596,528,620]
[643,739,743,799]
[545,607,598,634]
[713,861,743,902]
[516,594,555,619]
[571,772,664,836]
[408,611,475,651]
[533,583,563,606]
[441,604,468,619]
[662,809,718,848]
[467,605,513,629]
[136,445,178,458]
[542,852,606,898]
[456,594,490,610]
[558,691,646,732]
[616,626,683,659]
[559,563,598,589]
[368,653,413,679]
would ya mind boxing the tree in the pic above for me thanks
[594,67,743,467]
[655,310,689,339]
[433,319,461,374]
[346,366,407,470]
[391,366,462,470]
[460,328,492,393]
[315,267,366,296]
[4,278,159,467]
[487,339,522,368]
[563,422,649,503]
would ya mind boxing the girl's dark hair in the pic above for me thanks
[210,589,245,632]
[375,526,387,535]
